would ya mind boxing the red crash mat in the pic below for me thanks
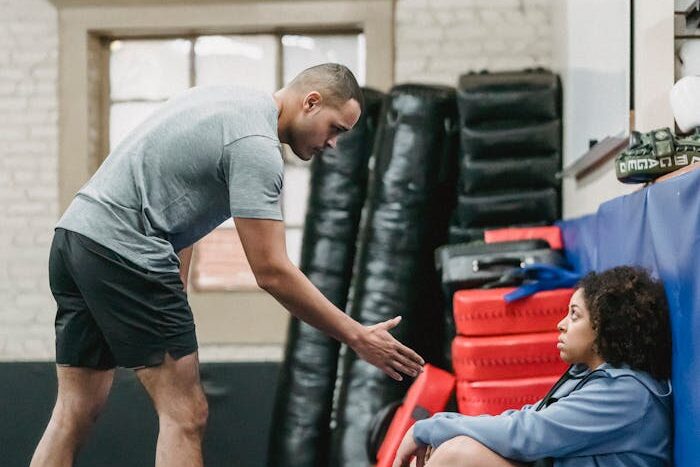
[451,332,567,381]
[453,288,573,336]
[484,226,563,250]
[457,375,560,416]
[375,364,455,467]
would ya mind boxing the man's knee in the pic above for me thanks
[54,366,113,427]
[429,436,481,465]
[190,393,209,433]
[51,394,108,433]
[161,389,209,436]
[137,353,208,435]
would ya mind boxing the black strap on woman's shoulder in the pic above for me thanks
[530,369,574,467]
[535,365,575,411]
[531,366,607,467]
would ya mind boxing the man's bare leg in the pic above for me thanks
[136,352,208,467]
[30,366,114,467]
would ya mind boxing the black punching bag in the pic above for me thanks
[329,84,459,467]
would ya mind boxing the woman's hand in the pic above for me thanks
[424,445,434,465]
[393,426,428,467]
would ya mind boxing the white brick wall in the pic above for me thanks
[0,0,58,360]
[395,0,554,86]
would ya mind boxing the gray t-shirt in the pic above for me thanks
[57,86,284,273]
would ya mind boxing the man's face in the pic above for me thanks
[556,288,600,368]
[287,92,361,161]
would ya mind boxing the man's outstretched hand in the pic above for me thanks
[351,316,425,381]
[233,217,425,380]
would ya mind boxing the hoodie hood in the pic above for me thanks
[567,362,672,399]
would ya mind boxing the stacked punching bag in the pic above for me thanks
[329,85,459,467]
[267,88,385,467]
[442,69,563,366]
[449,70,562,243]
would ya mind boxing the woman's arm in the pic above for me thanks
[413,376,653,462]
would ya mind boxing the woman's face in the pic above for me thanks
[557,288,605,370]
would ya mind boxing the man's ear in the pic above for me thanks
[302,91,322,113]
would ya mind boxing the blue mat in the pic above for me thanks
[558,168,700,465]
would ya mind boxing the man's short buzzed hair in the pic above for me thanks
[289,63,364,111]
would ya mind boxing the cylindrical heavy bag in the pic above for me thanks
[267,88,384,467]
[460,120,561,160]
[457,70,561,125]
[329,84,459,467]
[453,188,559,229]
[459,156,560,194]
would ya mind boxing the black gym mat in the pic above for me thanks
[0,361,279,467]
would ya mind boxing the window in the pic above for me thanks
[108,33,366,290]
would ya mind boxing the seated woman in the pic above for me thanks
[393,266,673,467]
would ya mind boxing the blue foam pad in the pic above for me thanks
[558,169,700,465]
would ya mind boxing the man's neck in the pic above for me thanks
[273,89,290,144]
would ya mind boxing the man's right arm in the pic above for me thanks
[234,216,424,381]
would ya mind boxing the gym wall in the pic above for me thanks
[0,0,58,360]
[551,0,675,219]
[395,0,553,84]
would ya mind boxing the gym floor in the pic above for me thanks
[1,362,279,466]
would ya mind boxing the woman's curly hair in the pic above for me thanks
[577,266,672,379]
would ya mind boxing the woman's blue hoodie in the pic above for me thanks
[413,363,672,466]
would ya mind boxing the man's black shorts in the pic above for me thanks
[49,228,198,370]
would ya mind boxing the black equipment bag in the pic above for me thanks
[457,69,561,125]
[435,239,567,292]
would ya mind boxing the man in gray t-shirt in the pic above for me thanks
[57,84,287,273]
[31,64,424,467]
